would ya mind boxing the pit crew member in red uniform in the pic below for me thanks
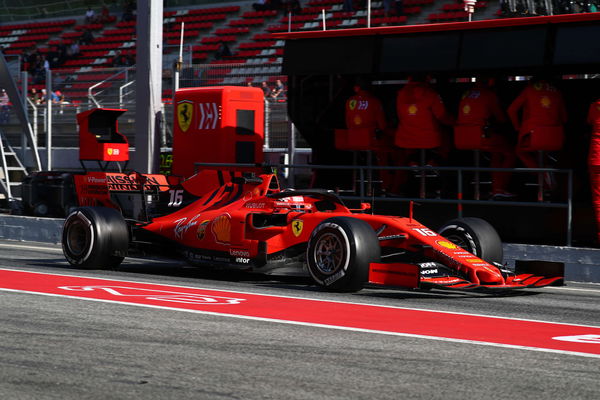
[587,98,600,245]
[455,77,516,198]
[344,80,395,193]
[507,77,568,171]
[395,75,454,151]
[345,81,387,133]
[393,75,454,194]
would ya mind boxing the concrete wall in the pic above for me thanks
[0,214,63,244]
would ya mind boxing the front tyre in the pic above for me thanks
[306,217,380,292]
[62,207,129,269]
[437,217,503,265]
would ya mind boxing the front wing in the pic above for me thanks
[368,262,564,292]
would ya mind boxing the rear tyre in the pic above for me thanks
[437,217,503,265]
[306,217,380,292]
[62,207,129,269]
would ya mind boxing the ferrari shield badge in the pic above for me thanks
[177,100,194,132]
[292,220,303,237]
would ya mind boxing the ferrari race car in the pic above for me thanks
[61,169,563,292]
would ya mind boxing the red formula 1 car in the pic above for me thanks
[61,169,563,292]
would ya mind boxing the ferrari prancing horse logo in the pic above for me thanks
[177,100,193,132]
[292,220,303,237]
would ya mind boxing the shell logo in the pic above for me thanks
[462,104,471,115]
[211,214,231,244]
[353,115,362,125]
[436,240,458,249]
[408,104,418,115]
[540,96,552,108]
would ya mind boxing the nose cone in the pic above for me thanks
[476,266,504,285]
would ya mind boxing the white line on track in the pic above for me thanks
[0,243,171,264]
[0,242,62,252]
[543,285,600,293]
[1,286,599,360]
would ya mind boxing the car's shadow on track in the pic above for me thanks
[30,258,543,300]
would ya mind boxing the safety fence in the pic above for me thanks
[5,60,296,149]
[178,62,284,88]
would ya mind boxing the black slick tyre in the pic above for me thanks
[306,217,380,292]
[62,207,129,269]
[437,217,503,265]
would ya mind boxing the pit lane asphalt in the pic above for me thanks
[1,240,599,400]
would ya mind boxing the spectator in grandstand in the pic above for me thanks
[51,90,63,104]
[395,0,405,16]
[455,77,517,199]
[112,50,130,67]
[21,50,31,71]
[85,7,96,24]
[384,0,404,17]
[253,0,269,11]
[80,29,94,46]
[587,97,600,245]
[507,76,567,186]
[56,43,69,65]
[384,0,393,16]
[46,48,62,69]
[39,89,48,105]
[98,5,111,24]
[343,0,354,12]
[69,41,81,57]
[215,42,231,60]
[31,55,46,84]
[122,2,135,23]
[270,79,285,99]
[0,89,10,124]
[261,81,271,97]
[29,88,41,105]
[271,0,283,10]
[285,0,302,14]
[125,52,135,66]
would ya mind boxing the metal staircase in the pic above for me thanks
[0,129,28,204]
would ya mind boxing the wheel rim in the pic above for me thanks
[443,230,476,254]
[314,232,344,274]
[66,220,89,257]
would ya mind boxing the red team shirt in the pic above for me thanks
[345,90,387,130]
[588,99,600,166]
[508,81,567,136]
[457,86,506,127]
[395,82,453,149]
